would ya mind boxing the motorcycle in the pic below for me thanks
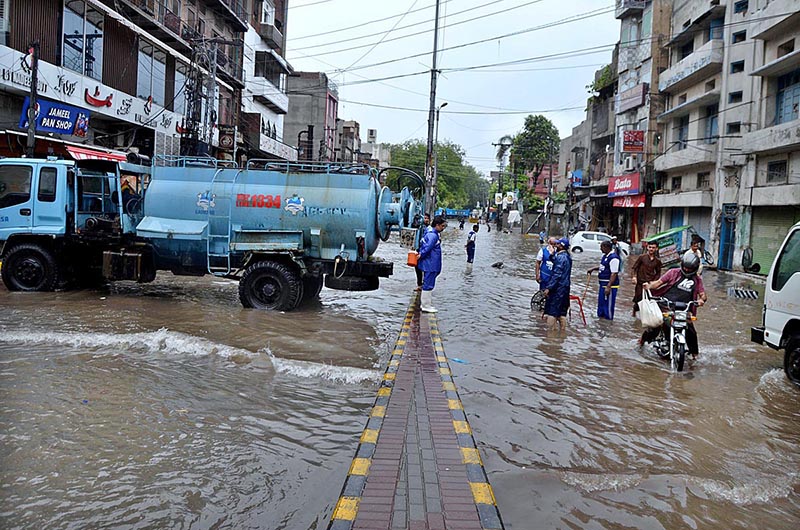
[649,298,700,372]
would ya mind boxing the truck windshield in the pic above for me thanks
[773,229,800,291]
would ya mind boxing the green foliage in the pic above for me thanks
[586,64,613,95]
[510,115,560,179]
[552,192,568,203]
[388,140,489,211]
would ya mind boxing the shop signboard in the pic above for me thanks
[612,193,645,208]
[19,97,89,137]
[608,172,640,197]
[621,130,645,153]
[0,44,185,137]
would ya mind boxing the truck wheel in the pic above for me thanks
[301,275,324,302]
[784,340,800,387]
[1,243,59,292]
[325,274,379,291]
[238,260,302,311]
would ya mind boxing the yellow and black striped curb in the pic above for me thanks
[328,295,417,530]
[430,314,504,530]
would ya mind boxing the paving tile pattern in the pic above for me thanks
[329,297,504,530]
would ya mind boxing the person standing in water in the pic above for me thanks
[414,213,431,291]
[542,238,572,330]
[465,224,479,263]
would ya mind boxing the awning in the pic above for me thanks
[66,145,127,162]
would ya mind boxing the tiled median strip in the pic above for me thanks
[329,296,504,530]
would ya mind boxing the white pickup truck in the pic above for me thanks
[751,221,800,386]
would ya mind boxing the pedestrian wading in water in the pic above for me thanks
[542,238,572,330]
[417,215,447,313]
[414,213,431,291]
[465,224,479,263]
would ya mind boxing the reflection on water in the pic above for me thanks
[1,226,798,529]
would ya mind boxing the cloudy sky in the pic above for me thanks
[284,0,621,175]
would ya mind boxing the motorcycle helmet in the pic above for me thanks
[681,251,700,277]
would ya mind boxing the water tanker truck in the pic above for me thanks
[0,156,425,311]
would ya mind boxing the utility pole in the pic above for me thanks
[543,140,556,235]
[26,41,39,158]
[433,102,447,199]
[424,0,442,215]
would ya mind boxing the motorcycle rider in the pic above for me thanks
[639,252,708,359]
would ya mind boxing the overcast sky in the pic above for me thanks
[285,0,621,175]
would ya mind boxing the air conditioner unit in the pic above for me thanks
[624,156,636,171]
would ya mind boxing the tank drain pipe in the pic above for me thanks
[334,244,349,278]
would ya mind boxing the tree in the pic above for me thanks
[511,115,560,186]
[388,140,487,211]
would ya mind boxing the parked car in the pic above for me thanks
[752,221,800,386]
[569,231,630,255]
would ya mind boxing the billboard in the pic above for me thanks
[622,130,645,153]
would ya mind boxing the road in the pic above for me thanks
[0,226,797,529]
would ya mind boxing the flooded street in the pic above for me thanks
[1,227,798,529]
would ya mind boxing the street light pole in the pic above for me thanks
[424,0,442,215]
[432,102,447,213]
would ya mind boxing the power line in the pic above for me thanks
[290,0,453,41]
[289,0,539,54]
[343,0,421,72]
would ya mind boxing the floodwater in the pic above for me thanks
[1,227,798,530]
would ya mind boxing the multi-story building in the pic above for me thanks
[0,0,247,159]
[362,128,391,168]
[709,0,800,273]
[240,0,296,162]
[652,0,726,245]
[613,0,672,242]
[284,71,338,161]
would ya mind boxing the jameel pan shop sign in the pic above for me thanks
[19,97,89,136]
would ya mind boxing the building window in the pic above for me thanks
[675,116,689,150]
[696,172,710,189]
[261,1,276,24]
[730,61,745,74]
[776,68,800,125]
[727,122,742,134]
[705,80,716,92]
[767,161,788,184]
[704,104,719,143]
[732,31,746,44]
[137,41,167,106]
[680,40,694,60]
[729,91,743,104]
[671,176,682,191]
[734,1,748,14]
[62,0,104,81]
[778,39,795,58]
[173,63,188,116]
[707,17,724,41]
[678,93,687,105]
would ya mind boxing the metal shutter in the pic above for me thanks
[751,207,800,275]
[687,208,712,244]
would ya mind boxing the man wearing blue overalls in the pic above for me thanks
[588,240,621,320]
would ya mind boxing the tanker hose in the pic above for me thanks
[333,251,350,279]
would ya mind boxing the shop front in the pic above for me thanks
[608,172,644,243]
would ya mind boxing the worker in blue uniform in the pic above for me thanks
[417,215,447,313]
[542,238,572,330]
[588,240,621,320]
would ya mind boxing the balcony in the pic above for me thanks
[657,89,720,123]
[615,0,645,19]
[742,119,800,155]
[659,39,723,93]
[206,0,248,32]
[751,48,800,78]
[750,2,800,41]
[654,143,717,172]
[667,2,726,47]
[257,23,284,50]
[215,42,244,85]
[651,189,713,208]
[119,0,194,54]
[750,183,800,206]
[250,76,289,114]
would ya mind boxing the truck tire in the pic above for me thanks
[1,243,59,292]
[325,274,379,292]
[239,260,302,311]
[301,275,324,303]
[784,339,800,387]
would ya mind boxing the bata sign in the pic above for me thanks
[608,172,640,197]
[612,194,646,208]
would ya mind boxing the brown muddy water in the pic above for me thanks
[1,227,798,529]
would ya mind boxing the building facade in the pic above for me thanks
[284,71,338,161]
[0,0,250,160]
[240,0,296,162]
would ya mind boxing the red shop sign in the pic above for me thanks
[608,172,640,197]
[622,130,645,153]
[612,193,646,208]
